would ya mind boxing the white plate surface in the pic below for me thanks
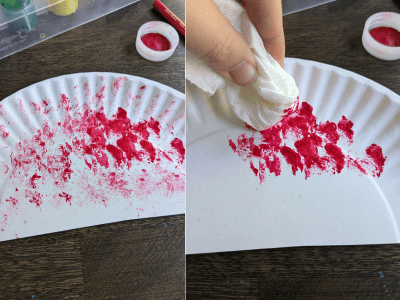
[0,73,185,241]
[186,58,400,254]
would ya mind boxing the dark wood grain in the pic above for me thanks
[0,0,185,101]
[0,0,185,299]
[186,0,400,299]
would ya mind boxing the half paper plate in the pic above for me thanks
[186,58,400,254]
[0,73,185,241]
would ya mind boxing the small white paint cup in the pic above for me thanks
[136,21,179,62]
[362,12,400,60]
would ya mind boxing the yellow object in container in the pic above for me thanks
[49,0,78,16]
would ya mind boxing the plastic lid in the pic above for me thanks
[362,12,400,61]
[136,21,179,62]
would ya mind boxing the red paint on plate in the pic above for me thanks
[6,197,18,206]
[111,76,127,97]
[229,100,387,183]
[0,77,185,233]
[170,138,185,164]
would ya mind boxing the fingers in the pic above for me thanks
[187,0,258,86]
[244,0,285,67]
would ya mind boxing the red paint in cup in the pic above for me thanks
[141,33,171,51]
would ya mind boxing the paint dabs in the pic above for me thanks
[0,76,185,232]
[370,27,400,47]
[228,99,387,183]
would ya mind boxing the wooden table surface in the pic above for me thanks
[186,0,400,299]
[0,0,185,299]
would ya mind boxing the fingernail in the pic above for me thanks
[229,61,258,86]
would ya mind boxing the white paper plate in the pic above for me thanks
[0,73,185,241]
[186,58,400,254]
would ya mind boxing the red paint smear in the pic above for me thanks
[106,144,125,166]
[249,161,258,176]
[95,84,106,104]
[228,139,237,152]
[141,33,171,51]
[1,84,185,232]
[140,140,157,162]
[59,192,72,205]
[31,99,53,117]
[11,138,72,189]
[112,76,127,97]
[325,143,346,174]
[318,121,339,144]
[366,144,387,177]
[245,123,256,131]
[26,190,43,208]
[6,197,18,206]
[60,94,72,114]
[338,116,354,143]
[29,173,42,189]
[229,101,387,182]
[147,118,161,136]
[280,145,303,175]
[0,124,9,139]
[370,27,400,47]
[171,138,185,164]
[83,81,91,97]
[84,159,92,170]
[259,161,266,183]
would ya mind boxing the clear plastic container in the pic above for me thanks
[362,12,400,61]
[0,0,139,60]
[136,21,179,62]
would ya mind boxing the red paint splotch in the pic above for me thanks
[229,101,387,183]
[30,99,53,117]
[0,77,185,232]
[141,33,171,51]
[147,117,161,136]
[171,138,185,164]
[29,173,42,189]
[6,197,18,206]
[0,78,185,235]
[338,116,354,144]
[0,124,9,139]
[370,26,400,47]
[59,192,72,205]
[95,83,106,105]
[25,190,43,208]
[366,144,386,177]
[83,81,91,97]
[228,139,237,152]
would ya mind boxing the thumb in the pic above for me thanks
[187,0,258,86]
